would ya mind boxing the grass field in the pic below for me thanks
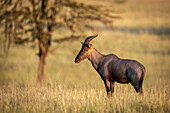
[0,0,170,113]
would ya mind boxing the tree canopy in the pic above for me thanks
[0,0,120,84]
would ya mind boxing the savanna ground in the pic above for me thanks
[0,0,170,112]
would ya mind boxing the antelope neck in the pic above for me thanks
[88,47,104,70]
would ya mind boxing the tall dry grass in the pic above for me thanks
[0,81,169,113]
[0,0,170,112]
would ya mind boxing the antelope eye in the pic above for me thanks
[82,46,88,51]
[85,44,89,48]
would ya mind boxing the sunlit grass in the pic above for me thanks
[0,81,169,113]
[0,30,169,112]
[0,0,170,112]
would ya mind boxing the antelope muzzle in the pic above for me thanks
[75,51,83,63]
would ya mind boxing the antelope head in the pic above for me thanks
[75,34,98,63]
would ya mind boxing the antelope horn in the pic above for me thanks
[83,34,98,45]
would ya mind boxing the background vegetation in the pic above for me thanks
[0,0,170,112]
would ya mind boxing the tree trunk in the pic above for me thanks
[37,49,47,84]
[36,0,52,85]
[36,32,51,85]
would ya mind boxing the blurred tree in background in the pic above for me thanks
[0,0,119,85]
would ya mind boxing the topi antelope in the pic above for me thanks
[75,34,145,97]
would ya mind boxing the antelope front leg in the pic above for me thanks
[104,79,111,98]
[110,82,115,97]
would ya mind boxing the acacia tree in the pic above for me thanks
[0,0,119,85]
